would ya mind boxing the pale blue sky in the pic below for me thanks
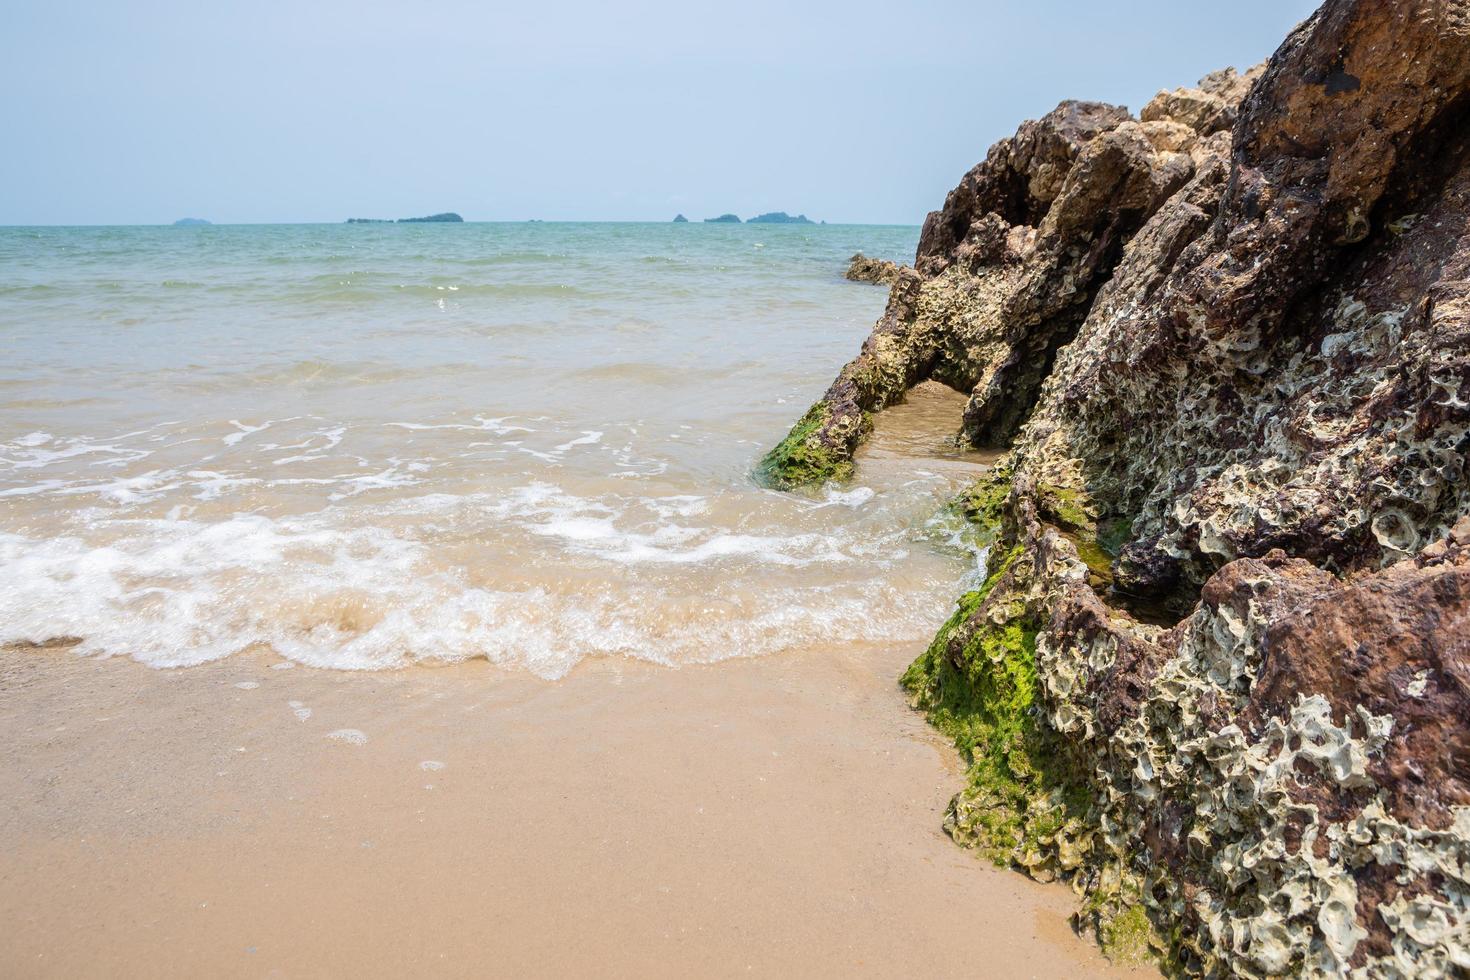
[0,0,1319,225]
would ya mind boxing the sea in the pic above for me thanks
[0,222,987,677]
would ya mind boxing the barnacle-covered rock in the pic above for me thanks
[763,0,1470,973]
[914,495,1470,975]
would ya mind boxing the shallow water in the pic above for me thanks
[0,222,989,677]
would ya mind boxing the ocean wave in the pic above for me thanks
[0,417,661,506]
[0,486,959,677]
[0,221,940,678]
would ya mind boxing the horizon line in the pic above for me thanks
[0,218,926,229]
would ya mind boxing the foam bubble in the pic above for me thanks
[326,728,367,745]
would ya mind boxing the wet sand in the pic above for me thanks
[1,382,1150,977]
[0,641,1150,978]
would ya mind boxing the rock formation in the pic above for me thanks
[673,213,689,222]
[844,253,908,285]
[762,1,1470,974]
[704,213,742,223]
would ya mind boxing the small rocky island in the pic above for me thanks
[703,214,741,223]
[747,212,814,224]
[347,212,463,224]
[672,213,689,223]
[172,218,211,226]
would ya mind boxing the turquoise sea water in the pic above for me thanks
[0,222,984,676]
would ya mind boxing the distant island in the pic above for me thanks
[347,212,463,224]
[697,212,817,224]
[672,214,689,223]
[173,218,211,226]
[747,212,814,224]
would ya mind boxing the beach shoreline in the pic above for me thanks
[0,641,1146,978]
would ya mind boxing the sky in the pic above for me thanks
[0,0,1321,225]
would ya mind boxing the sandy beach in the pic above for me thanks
[0,640,1147,978]
[0,248,1143,980]
[10,0,1468,973]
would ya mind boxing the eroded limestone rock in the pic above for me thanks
[770,0,1470,973]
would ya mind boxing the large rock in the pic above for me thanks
[766,1,1470,974]
[758,90,1214,484]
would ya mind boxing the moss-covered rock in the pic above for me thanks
[1036,483,1093,533]
[902,550,1091,869]
[955,467,1013,528]
[1095,895,1157,966]
[754,402,866,489]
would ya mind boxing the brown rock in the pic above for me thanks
[844,253,906,285]
[1249,534,1470,830]
[765,0,1470,971]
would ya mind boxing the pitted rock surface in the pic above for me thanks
[767,1,1470,974]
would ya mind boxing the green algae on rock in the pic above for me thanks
[954,467,1012,530]
[902,547,1092,873]
[755,402,868,489]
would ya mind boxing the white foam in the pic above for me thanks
[0,436,151,471]
[326,461,424,501]
[815,486,876,509]
[0,462,971,679]
[419,760,445,771]
[507,485,848,567]
[0,479,67,498]
[648,495,707,518]
[187,470,262,501]
[385,416,531,436]
[224,420,274,446]
[271,426,347,465]
[326,728,367,745]
[553,430,603,452]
